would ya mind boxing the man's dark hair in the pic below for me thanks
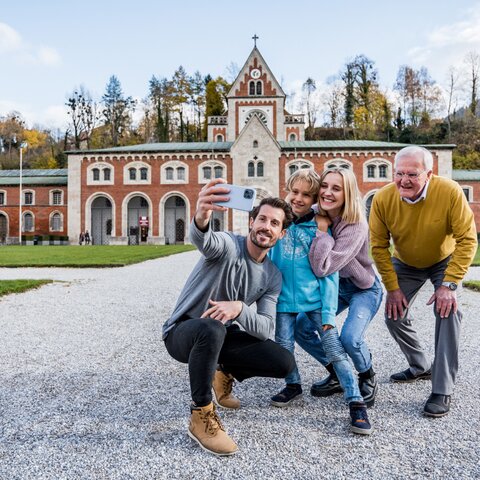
[250,197,294,230]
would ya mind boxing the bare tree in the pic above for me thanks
[66,86,99,149]
[445,66,462,140]
[322,78,344,128]
[465,51,480,116]
[394,65,421,126]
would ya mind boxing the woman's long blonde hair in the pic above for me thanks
[317,168,365,224]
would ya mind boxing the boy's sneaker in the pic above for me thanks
[349,401,372,435]
[270,384,303,407]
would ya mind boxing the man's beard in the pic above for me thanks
[249,228,276,249]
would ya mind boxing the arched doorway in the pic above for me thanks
[91,197,112,245]
[128,196,149,245]
[165,196,186,244]
[211,211,225,232]
[0,213,7,244]
[365,192,376,221]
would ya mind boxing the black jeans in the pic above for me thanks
[164,318,295,407]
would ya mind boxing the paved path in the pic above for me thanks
[0,252,479,479]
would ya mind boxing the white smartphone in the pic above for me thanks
[214,184,257,211]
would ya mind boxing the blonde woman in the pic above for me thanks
[307,167,383,407]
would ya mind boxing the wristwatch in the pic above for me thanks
[441,281,457,291]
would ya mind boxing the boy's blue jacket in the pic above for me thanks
[269,210,338,326]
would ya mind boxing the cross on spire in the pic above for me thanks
[252,34,259,47]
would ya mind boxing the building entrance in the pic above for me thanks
[0,214,7,244]
[128,196,149,245]
[91,197,112,245]
[164,196,186,244]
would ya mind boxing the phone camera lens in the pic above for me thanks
[244,190,254,199]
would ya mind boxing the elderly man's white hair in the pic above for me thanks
[394,145,434,171]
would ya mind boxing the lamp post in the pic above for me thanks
[18,142,27,245]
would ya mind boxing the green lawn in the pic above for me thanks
[473,247,480,266]
[463,280,480,292]
[0,279,53,297]
[0,245,196,267]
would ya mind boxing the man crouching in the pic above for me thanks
[162,178,295,456]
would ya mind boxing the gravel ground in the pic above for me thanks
[0,251,479,480]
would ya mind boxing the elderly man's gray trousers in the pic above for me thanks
[385,257,462,395]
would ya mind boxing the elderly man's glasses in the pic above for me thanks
[395,171,426,179]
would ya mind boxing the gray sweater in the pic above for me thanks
[162,220,282,341]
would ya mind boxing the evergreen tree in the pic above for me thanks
[102,75,136,146]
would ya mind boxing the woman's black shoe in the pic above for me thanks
[358,373,378,408]
[310,372,343,397]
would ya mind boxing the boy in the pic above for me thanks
[269,169,372,435]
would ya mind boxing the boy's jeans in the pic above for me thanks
[276,310,363,403]
[296,276,383,374]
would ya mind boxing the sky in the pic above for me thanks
[1,0,480,131]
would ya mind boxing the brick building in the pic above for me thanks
[1,45,475,245]
[0,169,68,245]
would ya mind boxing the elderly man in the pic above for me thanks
[369,145,477,417]
[163,178,295,456]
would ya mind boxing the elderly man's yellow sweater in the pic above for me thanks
[369,175,477,291]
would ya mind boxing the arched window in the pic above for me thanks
[23,213,34,232]
[257,162,264,177]
[364,159,392,182]
[166,167,174,180]
[253,140,258,148]
[177,167,185,181]
[216,134,224,142]
[129,168,136,180]
[249,81,255,95]
[256,81,262,95]
[289,133,297,141]
[248,162,255,177]
[325,160,352,170]
[287,161,314,179]
[203,166,212,180]
[92,168,100,181]
[50,213,61,231]
[214,166,223,178]
[103,168,111,181]
[140,167,148,180]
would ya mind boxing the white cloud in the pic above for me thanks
[37,46,61,66]
[0,100,67,130]
[41,105,69,130]
[408,5,480,72]
[0,22,22,53]
[0,21,61,66]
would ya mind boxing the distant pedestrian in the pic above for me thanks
[79,232,84,245]
[84,231,90,245]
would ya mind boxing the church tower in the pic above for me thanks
[207,38,305,142]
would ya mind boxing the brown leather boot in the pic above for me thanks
[188,402,238,456]
[212,369,241,409]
